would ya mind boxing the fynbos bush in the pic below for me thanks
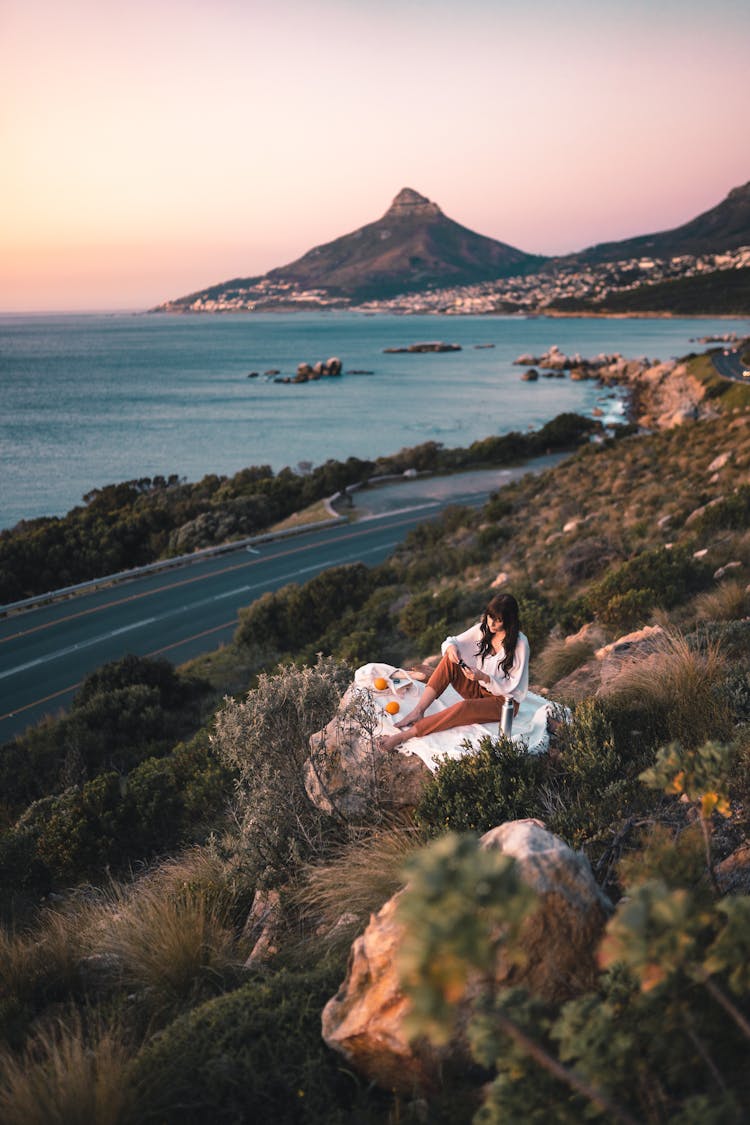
[211,655,351,881]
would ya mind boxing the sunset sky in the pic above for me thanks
[2,0,749,311]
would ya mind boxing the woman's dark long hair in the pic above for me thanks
[477,593,520,676]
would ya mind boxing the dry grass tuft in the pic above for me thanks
[0,902,96,1006]
[0,1016,132,1125]
[97,880,244,1014]
[292,826,426,950]
[1,847,254,1023]
[601,630,731,748]
[691,579,750,624]
[533,637,596,688]
[138,844,257,929]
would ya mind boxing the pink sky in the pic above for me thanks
[2,0,749,311]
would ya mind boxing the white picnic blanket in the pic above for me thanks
[354,662,554,773]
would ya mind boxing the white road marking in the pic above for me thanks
[0,618,157,680]
[0,542,399,681]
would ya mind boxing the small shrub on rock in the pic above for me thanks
[543,698,655,860]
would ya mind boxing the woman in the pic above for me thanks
[379,592,529,751]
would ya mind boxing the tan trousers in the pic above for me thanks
[412,653,507,738]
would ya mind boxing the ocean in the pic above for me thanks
[1,311,747,531]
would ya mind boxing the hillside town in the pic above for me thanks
[162,244,750,315]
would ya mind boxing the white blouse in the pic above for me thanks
[442,623,530,702]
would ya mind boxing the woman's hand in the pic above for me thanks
[445,645,461,664]
[462,666,489,684]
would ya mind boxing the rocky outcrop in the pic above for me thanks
[625,361,708,428]
[513,346,622,373]
[304,684,432,820]
[275,357,343,384]
[550,623,668,699]
[322,820,611,1094]
[512,346,719,429]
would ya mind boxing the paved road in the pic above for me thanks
[0,492,495,743]
[711,349,748,382]
[0,451,564,743]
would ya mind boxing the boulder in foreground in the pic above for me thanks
[322,819,612,1094]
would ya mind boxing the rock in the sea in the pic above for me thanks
[292,357,344,383]
[383,342,462,354]
[521,368,539,381]
[322,820,611,1094]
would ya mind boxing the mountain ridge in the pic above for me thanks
[155,180,750,312]
[561,180,750,265]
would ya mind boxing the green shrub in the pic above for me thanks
[544,698,656,856]
[211,656,351,883]
[416,736,548,836]
[397,834,750,1124]
[691,484,750,534]
[585,546,713,629]
[595,587,654,633]
[0,657,210,818]
[1,732,233,892]
[398,589,460,640]
[130,966,366,1124]
[234,563,376,652]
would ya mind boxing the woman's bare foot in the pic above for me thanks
[379,731,407,752]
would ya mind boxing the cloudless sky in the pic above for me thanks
[2,0,749,310]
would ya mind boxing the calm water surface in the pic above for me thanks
[1,311,747,530]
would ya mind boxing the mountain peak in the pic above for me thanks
[385,187,443,218]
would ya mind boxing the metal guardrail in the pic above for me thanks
[1,468,429,617]
[1,514,346,616]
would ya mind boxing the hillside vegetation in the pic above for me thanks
[0,413,595,604]
[550,265,750,316]
[1,400,750,1122]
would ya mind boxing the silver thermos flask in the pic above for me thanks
[500,698,514,737]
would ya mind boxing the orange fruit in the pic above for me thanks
[373,677,388,691]
[385,701,400,715]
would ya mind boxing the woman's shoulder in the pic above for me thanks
[518,631,530,651]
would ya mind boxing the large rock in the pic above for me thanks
[554,623,667,699]
[595,624,666,690]
[305,684,432,820]
[322,820,611,1094]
